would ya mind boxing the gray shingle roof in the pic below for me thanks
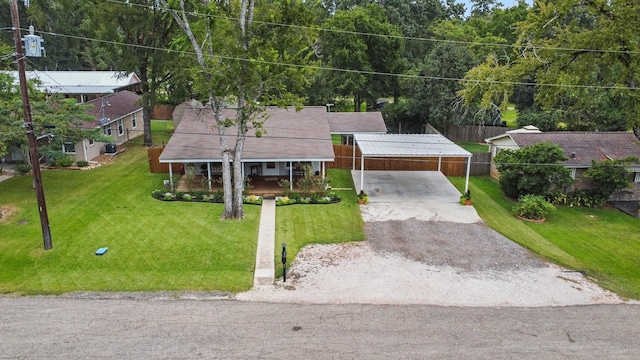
[82,90,142,128]
[327,112,387,134]
[159,106,335,163]
[509,132,640,166]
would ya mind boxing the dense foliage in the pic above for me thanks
[493,142,573,199]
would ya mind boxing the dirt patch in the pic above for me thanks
[0,204,18,223]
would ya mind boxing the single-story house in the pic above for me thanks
[485,127,640,200]
[327,112,387,144]
[159,106,389,191]
[2,70,141,102]
[66,90,143,162]
[1,90,142,164]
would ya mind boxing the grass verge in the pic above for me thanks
[449,176,640,299]
[274,168,365,277]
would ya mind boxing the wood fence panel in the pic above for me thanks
[441,125,508,143]
[147,147,181,173]
[328,145,485,176]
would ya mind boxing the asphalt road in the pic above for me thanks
[1,296,640,359]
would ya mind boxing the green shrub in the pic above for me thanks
[513,194,556,220]
[76,160,89,167]
[163,193,174,201]
[151,189,164,199]
[15,163,32,175]
[174,191,184,200]
[211,189,223,203]
[182,193,192,201]
[289,192,301,201]
[278,179,291,196]
[193,191,205,200]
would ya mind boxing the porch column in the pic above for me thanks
[465,156,471,194]
[289,161,293,191]
[322,161,325,179]
[207,162,212,191]
[169,163,174,189]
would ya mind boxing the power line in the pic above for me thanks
[104,0,640,56]
[17,28,640,91]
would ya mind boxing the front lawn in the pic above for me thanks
[0,132,364,294]
[0,143,261,294]
[449,176,640,299]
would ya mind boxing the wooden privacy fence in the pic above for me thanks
[328,145,490,176]
[148,147,181,173]
[440,125,508,143]
[147,144,491,176]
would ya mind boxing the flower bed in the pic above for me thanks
[151,190,342,206]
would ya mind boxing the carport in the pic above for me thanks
[353,133,472,194]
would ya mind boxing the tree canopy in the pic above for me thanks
[460,0,640,133]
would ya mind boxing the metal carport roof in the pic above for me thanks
[353,133,472,194]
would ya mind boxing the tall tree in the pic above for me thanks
[407,42,476,132]
[460,0,640,133]
[320,4,404,111]
[25,0,96,70]
[87,0,182,146]
[163,0,315,219]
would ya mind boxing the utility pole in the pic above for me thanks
[10,0,52,250]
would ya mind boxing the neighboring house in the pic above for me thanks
[327,112,387,144]
[159,106,387,189]
[65,90,143,162]
[2,70,141,102]
[485,128,640,200]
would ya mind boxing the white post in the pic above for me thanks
[352,140,356,170]
[169,163,174,189]
[438,156,442,172]
[289,161,293,191]
[360,154,365,193]
[207,162,212,191]
[465,156,471,194]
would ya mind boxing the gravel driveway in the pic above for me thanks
[237,171,631,306]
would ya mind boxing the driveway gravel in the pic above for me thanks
[237,171,634,306]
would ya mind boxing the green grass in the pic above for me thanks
[274,169,365,276]
[0,122,365,294]
[456,142,489,153]
[0,142,261,294]
[449,176,640,299]
[502,106,518,128]
[331,134,342,145]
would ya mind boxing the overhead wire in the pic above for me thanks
[104,0,640,56]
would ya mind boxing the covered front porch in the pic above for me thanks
[175,174,306,196]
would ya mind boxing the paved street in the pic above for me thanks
[1,296,640,359]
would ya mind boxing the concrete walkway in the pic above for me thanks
[253,199,276,286]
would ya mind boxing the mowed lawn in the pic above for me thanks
[0,123,364,294]
[450,176,640,300]
[0,143,262,294]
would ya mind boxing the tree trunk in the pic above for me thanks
[139,67,153,147]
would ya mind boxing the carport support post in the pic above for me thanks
[359,154,365,193]
[464,157,471,194]
[352,141,356,170]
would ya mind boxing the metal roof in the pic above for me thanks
[354,133,472,157]
[1,71,140,94]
